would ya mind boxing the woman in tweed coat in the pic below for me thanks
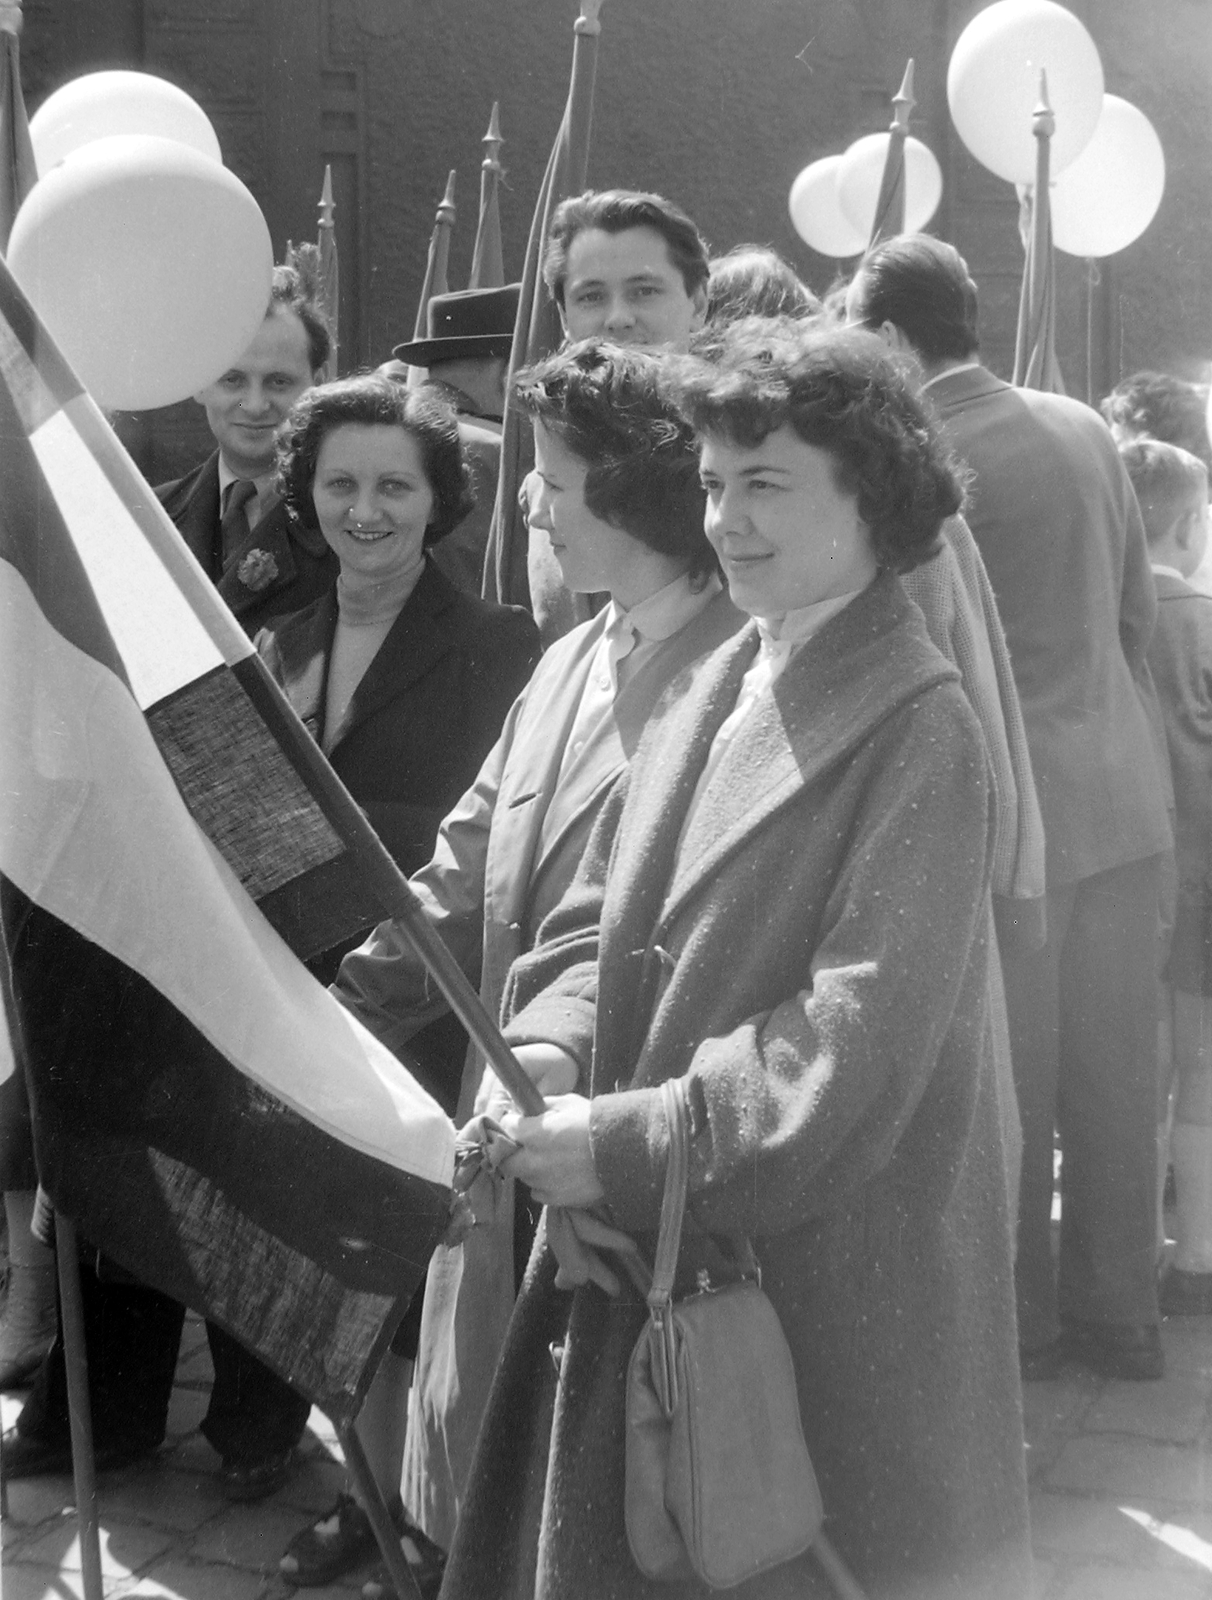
[447,324,1033,1600]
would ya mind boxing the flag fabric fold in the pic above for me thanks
[1013,70,1065,394]
[0,255,456,1423]
[482,0,602,610]
[0,14,34,253]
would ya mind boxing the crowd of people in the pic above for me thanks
[2,182,1211,1600]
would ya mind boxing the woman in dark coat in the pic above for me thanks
[448,323,1033,1600]
[258,372,538,1580]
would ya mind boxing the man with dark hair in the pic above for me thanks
[157,264,338,635]
[848,234,1174,1382]
[542,187,709,348]
[1103,371,1212,472]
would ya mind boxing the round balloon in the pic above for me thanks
[29,70,222,175]
[1052,96,1165,257]
[789,157,867,258]
[947,0,1103,185]
[8,135,272,411]
[837,134,944,237]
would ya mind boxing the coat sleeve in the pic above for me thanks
[589,693,994,1237]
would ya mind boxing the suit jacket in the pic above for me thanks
[157,450,339,637]
[928,365,1171,885]
[451,577,1030,1600]
[425,386,501,596]
[257,560,539,884]
[1149,572,1212,989]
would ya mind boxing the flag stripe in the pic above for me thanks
[0,243,86,413]
[5,885,446,1415]
[0,557,454,1188]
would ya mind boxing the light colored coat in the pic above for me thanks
[332,585,744,1548]
[447,576,1032,1600]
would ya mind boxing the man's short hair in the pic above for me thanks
[513,338,715,580]
[1102,371,1212,471]
[705,245,821,326]
[1119,437,1209,547]
[669,317,963,575]
[848,234,980,366]
[270,264,332,376]
[542,189,711,308]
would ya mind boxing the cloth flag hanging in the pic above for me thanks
[482,0,602,611]
[317,163,340,381]
[867,59,915,250]
[0,4,34,252]
[1013,69,1065,393]
[405,168,457,388]
[0,254,456,1425]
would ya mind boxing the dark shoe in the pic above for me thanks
[1062,1319,1165,1381]
[1019,1339,1065,1381]
[360,1515,447,1600]
[1,1425,154,1478]
[219,1444,294,1502]
[280,1492,405,1586]
[1160,1267,1212,1317]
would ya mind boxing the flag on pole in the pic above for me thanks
[316,162,340,380]
[0,253,456,1424]
[1013,69,1065,394]
[482,0,603,611]
[406,168,458,387]
[867,59,915,251]
[468,102,505,290]
[0,0,34,253]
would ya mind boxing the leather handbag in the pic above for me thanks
[624,1076,824,1590]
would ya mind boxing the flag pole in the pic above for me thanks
[468,102,505,290]
[54,1212,105,1600]
[406,168,457,387]
[1013,69,1063,392]
[316,164,339,381]
[337,1420,423,1600]
[867,58,914,249]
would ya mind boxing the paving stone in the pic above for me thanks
[2,1475,83,1528]
[163,1382,209,1436]
[15,1519,176,1578]
[1163,1320,1212,1380]
[0,1566,91,1600]
[187,1502,308,1571]
[1030,1491,1178,1563]
[1084,1375,1209,1443]
[1046,1435,1212,1504]
[124,1559,264,1600]
[275,1454,348,1517]
[1056,1564,1212,1599]
[97,1463,225,1532]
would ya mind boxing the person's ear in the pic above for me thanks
[688,282,708,333]
[878,320,911,355]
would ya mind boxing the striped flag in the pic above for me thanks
[0,255,456,1425]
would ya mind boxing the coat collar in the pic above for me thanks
[270,560,459,752]
[924,363,1008,416]
[629,577,959,931]
[216,499,329,618]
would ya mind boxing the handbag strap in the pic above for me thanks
[648,1077,690,1317]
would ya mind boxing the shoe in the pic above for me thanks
[280,1492,405,1586]
[1160,1266,1212,1317]
[1019,1339,1065,1381]
[1,1424,154,1479]
[360,1515,447,1600]
[219,1445,294,1502]
[1062,1319,1165,1381]
[0,1261,58,1388]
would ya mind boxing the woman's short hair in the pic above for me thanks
[669,318,964,574]
[847,234,979,367]
[705,245,821,326]
[513,339,715,579]
[276,373,475,545]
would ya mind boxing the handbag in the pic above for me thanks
[624,1076,824,1590]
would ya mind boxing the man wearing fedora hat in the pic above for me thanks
[384,283,520,594]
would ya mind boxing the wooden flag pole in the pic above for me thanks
[54,1212,105,1600]
[336,1420,423,1600]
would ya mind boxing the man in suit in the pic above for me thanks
[382,283,521,595]
[847,234,1174,1380]
[157,264,338,636]
[3,269,333,1499]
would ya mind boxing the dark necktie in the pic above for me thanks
[220,478,258,567]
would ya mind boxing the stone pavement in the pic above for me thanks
[4,1309,1212,1599]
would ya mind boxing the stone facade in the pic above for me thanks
[16,0,1212,478]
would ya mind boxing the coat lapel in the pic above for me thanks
[216,499,329,620]
[168,454,222,574]
[269,592,337,743]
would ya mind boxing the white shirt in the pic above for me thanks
[555,571,723,784]
[1150,562,1185,582]
[675,588,864,860]
[920,360,981,394]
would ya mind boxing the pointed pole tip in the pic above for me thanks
[485,102,502,143]
[0,1,22,37]
[576,0,603,35]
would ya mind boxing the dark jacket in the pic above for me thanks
[157,450,338,637]
[929,365,1172,886]
[445,577,1032,1600]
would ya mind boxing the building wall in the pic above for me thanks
[16,0,1212,477]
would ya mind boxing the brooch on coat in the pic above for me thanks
[237,548,279,591]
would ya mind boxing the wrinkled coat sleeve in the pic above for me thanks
[507,691,993,1238]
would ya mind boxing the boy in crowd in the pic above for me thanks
[1122,437,1212,1314]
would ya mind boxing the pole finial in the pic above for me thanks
[891,58,915,133]
[437,167,457,228]
[0,0,23,36]
[481,102,503,174]
[318,164,335,232]
[576,0,603,36]
[1032,66,1055,140]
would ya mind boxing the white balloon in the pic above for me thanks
[8,135,272,411]
[837,134,944,237]
[788,157,867,259]
[947,0,1103,185]
[1051,96,1165,257]
[29,70,222,175]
